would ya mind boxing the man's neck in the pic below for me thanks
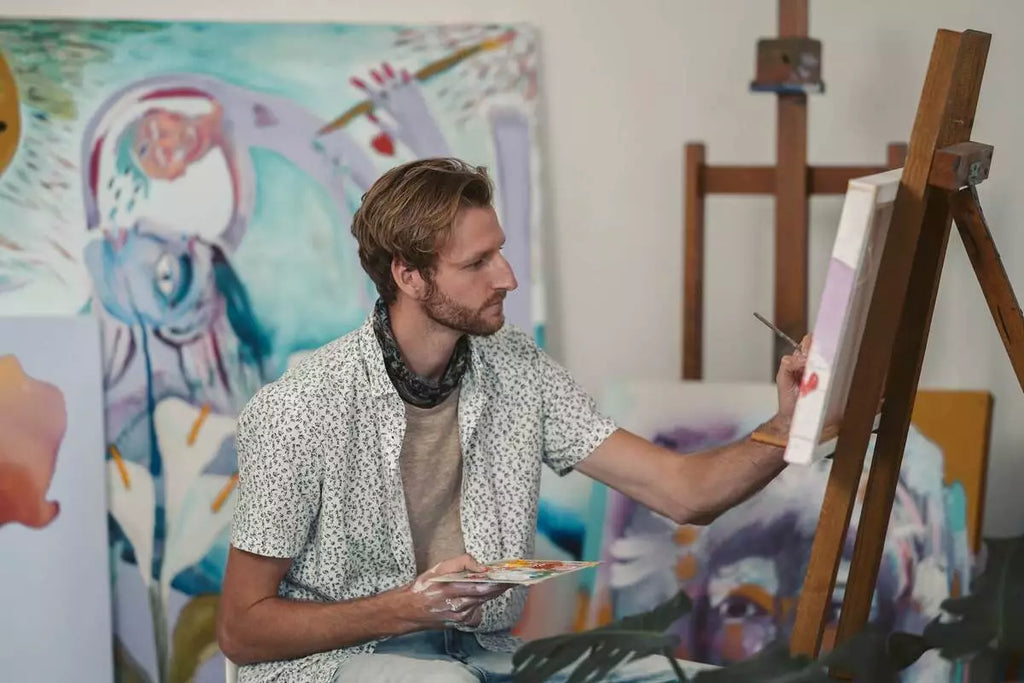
[387,298,462,381]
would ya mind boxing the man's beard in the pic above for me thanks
[421,280,505,336]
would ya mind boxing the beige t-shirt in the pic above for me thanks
[399,387,466,573]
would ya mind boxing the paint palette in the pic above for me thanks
[429,558,600,585]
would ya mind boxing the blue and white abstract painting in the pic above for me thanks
[0,19,543,682]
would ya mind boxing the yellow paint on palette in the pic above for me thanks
[0,48,20,178]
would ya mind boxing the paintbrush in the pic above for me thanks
[753,312,801,352]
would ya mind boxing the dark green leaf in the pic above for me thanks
[690,640,830,683]
[511,590,692,682]
[923,533,1024,659]
[887,632,933,669]
[822,626,930,682]
[591,590,693,634]
[512,631,680,683]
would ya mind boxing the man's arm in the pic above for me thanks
[216,550,512,665]
[574,336,810,526]
[575,417,789,526]
[216,547,405,665]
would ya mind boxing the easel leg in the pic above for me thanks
[774,0,810,373]
[835,33,991,649]
[950,187,1024,392]
[683,143,706,380]
[835,189,955,645]
[789,438,869,657]
[775,92,809,371]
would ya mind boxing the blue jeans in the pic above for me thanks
[332,629,717,682]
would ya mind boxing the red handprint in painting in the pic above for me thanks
[350,61,452,159]
[0,355,67,529]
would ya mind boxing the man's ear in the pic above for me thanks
[391,256,426,300]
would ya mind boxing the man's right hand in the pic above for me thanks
[388,554,514,632]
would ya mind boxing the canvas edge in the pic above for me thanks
[784,168,902,466]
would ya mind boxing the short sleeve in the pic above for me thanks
[230,383,322,558]
[538,348,618,476]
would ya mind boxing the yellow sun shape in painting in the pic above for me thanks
[0,48,20,178]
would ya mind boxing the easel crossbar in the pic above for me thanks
[682,140,908,380]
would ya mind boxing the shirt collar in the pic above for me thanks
[358,316,397,401]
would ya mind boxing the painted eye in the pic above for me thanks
[137,144,148,158]
[154,253,177,297]
[718,595,768,621]
[153,251,195,309]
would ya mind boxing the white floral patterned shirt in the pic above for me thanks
[230,316,618,682]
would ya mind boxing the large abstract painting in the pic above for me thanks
[585,379,982,682]
[0,315,112,682]
[0,19,543,682]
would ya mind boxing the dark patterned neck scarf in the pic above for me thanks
[372,298,470,408]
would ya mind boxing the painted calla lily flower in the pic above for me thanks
[153,397,237,602]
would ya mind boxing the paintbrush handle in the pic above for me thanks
[753,312,801,350]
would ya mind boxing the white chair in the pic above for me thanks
[224,657,238,683]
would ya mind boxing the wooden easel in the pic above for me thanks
[787,27,1024,672]
[683,0,906,380]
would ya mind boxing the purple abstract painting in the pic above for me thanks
[586,379,972,682]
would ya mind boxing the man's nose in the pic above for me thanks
[495,253,518,291]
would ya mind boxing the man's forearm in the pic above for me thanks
[221,589,409,665]
[577,423,791,527]
[677,416,789,523]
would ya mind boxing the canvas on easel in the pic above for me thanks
[784,168,900,465]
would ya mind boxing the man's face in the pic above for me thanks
[419,205,518,336]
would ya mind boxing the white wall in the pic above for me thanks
[8,0,1024,536]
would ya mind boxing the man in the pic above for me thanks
[216,157,809,682]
